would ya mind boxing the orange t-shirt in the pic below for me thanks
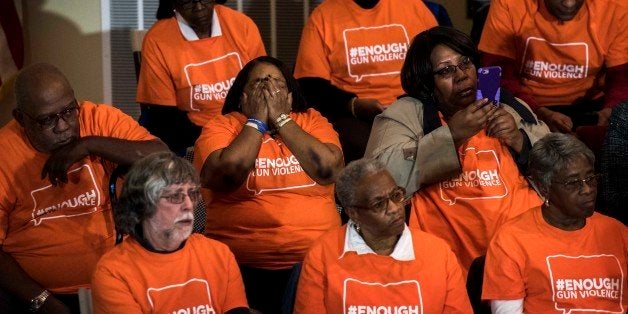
[92,234,248,313]
[0,101,156,294]
[410,130,542,272]
[136,5,266,126]
[194,109,341,269]
[483,208,627,313]
[479,0,628,106]
[294,0,437,106]
[294,225,473,313]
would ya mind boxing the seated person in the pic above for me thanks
[482,133,627,313]
[479,0,628,132]
[92,152,248,313]
[294,0,438,163]
[194,56,344,313]
[365,26,549,272]
[0,63,167,312]
[137,0,266,154]
[294,158,472,313]
[601,100,628,223]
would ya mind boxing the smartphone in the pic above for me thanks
[476,66,502,105]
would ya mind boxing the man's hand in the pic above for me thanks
[536,107,573,133]
[41,138,89,186]
[448,98,497,147]
[597,107,612,126]
[352,98,385,121]
[487,105,524,153]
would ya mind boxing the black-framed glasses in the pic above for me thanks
[160,188,201,204]
[174,0,212,9]
[21,102,80,130]
[433,56,473,78]
[553,174,601,192]
[351,186,407,214]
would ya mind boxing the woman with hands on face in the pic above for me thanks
[194,56,343,313]
[365,26,550,272]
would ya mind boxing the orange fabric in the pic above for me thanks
[482,208,627,313]
[92,234,248,313]
[294,0,437,106]
[294,225,473,313]
[136,5,266,126]
[478,0,628,107]
[410,130,542,273]
[0,101,156,294]
[194,109,341,269]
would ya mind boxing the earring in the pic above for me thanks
[354,223,361,233]
[544,196,550,207]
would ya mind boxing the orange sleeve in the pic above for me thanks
[294,14,331,80]
[91,261,143,314]
[82,102,156,141]
[136,30,177,106]
[301,109,341,147]
[604,5,628,68]
[193,114,241,170]
[294,243,326,313]
[244,19,266,59]
[443,247,474,313]
[482,230,526,300]
[222,246,249,311]
[478,0,517,60]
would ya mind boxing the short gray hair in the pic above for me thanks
[336,158,387,208]
[528,133,594,193]
[115,151,199,236]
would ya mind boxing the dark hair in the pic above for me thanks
[401,26,479,100]
[114,151,199,237]
[222,56,308,115]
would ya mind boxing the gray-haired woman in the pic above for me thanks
[91,152,249,313]
[482,134,627,313]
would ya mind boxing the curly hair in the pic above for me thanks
[222,56,307,115]
[336,158,387,209]
[114,151,199,237]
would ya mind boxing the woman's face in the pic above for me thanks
[142,182,198,251]
[174,0,213,31]
[349,170,406,239]
[430,44,477,116]
[244,62,288,95]
[547,156,597,221]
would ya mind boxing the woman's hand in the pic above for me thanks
[448,98,496,148]
[487,105,524,153]
[263,78,292,126]
[353,98,385,121]
[241,83,268,123]
[536,107,573,133]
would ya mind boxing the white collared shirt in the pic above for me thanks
[175,9,222,41]
[340,220,415,261]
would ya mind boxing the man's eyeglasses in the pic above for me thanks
[351,186,407,214]
[175,0,212,9]
[22,102,80,130]
[433,56,473,78]
[161,188,201,204]
[554,174,601,192]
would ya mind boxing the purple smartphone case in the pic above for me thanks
[476,66,502,104]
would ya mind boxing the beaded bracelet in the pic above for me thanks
[246,118,268,134]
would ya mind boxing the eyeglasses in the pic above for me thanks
[554,174,601,192]
[351,186,407,214]
[22,102,79,130]
[174,0,212,9]
[433,56,473,78]
[161,188,201,204]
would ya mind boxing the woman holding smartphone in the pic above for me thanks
[365,26,550,273]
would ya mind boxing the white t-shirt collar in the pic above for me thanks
[175,9,222,41]
[340,220,415,261]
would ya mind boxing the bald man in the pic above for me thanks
[0,63,168,313]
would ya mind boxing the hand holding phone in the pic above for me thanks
[476,66,502,105]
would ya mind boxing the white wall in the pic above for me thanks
[22,0,105,103]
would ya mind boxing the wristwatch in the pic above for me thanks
[29,289,50,312]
